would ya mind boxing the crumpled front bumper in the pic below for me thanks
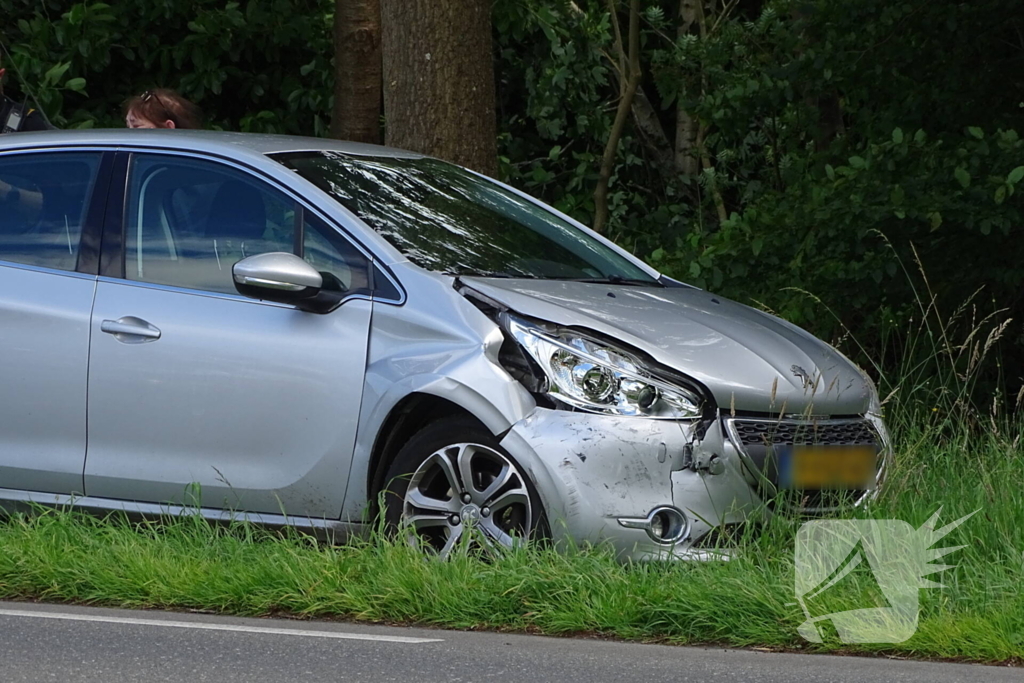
[499,408,766,560]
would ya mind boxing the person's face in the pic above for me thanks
[126,110,175,129]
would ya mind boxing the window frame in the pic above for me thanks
[0,148,114,277]
[101,149,404,307]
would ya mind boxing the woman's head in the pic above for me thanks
[124,89,202,129]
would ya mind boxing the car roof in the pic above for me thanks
[0,128,426,161]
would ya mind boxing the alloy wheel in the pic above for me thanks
[401,442,533,557]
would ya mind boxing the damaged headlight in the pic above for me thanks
[503,315,703,418]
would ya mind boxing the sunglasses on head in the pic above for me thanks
[141,90,166,107]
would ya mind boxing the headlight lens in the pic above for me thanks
[505,315,703,418]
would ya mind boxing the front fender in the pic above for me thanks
[340,271,537,520]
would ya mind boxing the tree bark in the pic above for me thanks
[593,0,641,234]
[331,0,382,143]
[698,123,728,223]
[631,86,677,182]
[380,0,498,176]
[674,0,700,177]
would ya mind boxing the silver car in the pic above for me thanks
[0,130,887,559]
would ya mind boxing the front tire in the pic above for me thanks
[382,416,542,557]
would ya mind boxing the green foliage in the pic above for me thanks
[1,0,333,133]
[654,127,1024,335]
[494,0,695,242]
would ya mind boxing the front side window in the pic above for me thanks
[0,152,100,272]
[275,152,659,284]
[124,155,369,295]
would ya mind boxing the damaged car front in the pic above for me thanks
[279,149,890,560]
[463,280,889,559]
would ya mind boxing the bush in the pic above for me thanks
[1,0,333,134]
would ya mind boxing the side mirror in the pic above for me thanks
[233,252,342,313]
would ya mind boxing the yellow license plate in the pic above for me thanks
[780,445,877,489]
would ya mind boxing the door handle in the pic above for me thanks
[101,316,162,343]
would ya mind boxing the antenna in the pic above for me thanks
[0,34,55,128]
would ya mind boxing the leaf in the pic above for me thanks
[1007,166,1024,185]
[954,167,971,188]
[689,261,702,278]
[43,62,71,86]
[968,126,984,140]
[751,237,764,256]
[67,3,85,25]
[892,128,904,144]
[890,185,905,205]
[848,156,866,169]
[928,211,942,231]
[914,129,927,143]
[651,247,665,261]
[64,77,87,93]
[825,164,835,181]
[994,185,1007,205]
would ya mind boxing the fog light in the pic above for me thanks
[649,512,665,540]
[617,506,690,545]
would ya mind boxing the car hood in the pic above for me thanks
[460,278,872,415]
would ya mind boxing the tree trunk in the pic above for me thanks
[593,0,641,234]
[567,2,675,183]
[631,86,677,182]
[331,0,382,144]
[674,0,700,177]
[380,0,498,176]
[698,123,728,223]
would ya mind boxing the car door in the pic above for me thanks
[84,151,373,518]
[0,149,110,495]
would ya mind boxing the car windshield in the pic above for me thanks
[274,151,658,283]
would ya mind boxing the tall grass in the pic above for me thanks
[0,265,1020,663]
[0,432,1019,663]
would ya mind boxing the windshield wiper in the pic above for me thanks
[547,275,663,287]
[449,270,518,279]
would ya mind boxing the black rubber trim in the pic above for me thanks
[293,203,305,257]
[98,151,129,278]
[74,151,114,276]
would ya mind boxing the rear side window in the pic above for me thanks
[0,152,101,272]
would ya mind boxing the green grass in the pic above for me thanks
[0,413,1021,664]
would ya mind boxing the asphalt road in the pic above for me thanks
[0,601,1018,683]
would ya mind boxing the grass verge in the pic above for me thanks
[0,414,1021,664]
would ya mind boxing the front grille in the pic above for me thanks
[725,417,880,511]
[729,418,879,448]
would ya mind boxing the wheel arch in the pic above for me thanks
[364,392,491,516]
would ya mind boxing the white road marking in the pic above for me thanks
[0,608,442,644]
